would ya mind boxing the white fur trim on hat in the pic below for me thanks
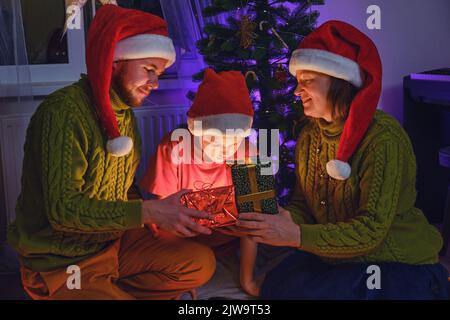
[187,114,253,137]
[289,48,363,88]
[107,136,133,157]
[114,34,176,68]
[326,159,351,180]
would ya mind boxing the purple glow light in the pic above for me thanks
[249,129,258,146]
[410,73,450,82]
[284,139,296,149]
[279,131,285,145]
[278,188,290,198]
[252,90,261,102]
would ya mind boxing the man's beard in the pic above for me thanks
[111,70,147,107]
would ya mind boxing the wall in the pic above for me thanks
[312,0,450,123]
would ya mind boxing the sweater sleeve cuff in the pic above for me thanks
[123,199,144,229]
[299,223,321,252]
[286,205,307,225]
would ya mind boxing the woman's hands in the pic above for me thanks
[142,189,213,238]
[218,207,301,248]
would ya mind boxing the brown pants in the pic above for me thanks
[20,228,216,300]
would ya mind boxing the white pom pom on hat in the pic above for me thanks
[106,136,134,157]
[326,160,351,181]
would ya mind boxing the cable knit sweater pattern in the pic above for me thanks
[8,76,143,272]
[287,110,442,265]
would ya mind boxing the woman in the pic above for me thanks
[222,20,449,299]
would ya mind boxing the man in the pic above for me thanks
[7,4,215,300]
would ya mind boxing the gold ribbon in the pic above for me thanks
[236,164,275,213]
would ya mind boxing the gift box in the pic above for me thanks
[231,161,278,214]
[180,185,238,228]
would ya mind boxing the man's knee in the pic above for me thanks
[181,241,216,287]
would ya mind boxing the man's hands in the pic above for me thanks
[142,189,212,238]
[218,207,301,248]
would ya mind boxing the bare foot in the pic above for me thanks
[241,280,261,297]
[175,289,198,300]
[242,273,267,297]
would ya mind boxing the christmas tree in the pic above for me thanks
[190,0,324,206]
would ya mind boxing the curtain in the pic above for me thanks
[0,0,33,101]
[192,0,229,30]
[160,0,202,60]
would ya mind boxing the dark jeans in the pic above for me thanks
[261,251,450,300]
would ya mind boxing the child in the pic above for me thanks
[140,69,263,296]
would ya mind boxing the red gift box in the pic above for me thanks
[180,185,238,228]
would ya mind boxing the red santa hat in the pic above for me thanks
[289,20,382,180]
[86,4,176,157]
[187,69,254,137]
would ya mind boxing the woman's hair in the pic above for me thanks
[327,77,359,121]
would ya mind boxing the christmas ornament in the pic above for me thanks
[245,70,257,80]
[274,64,288,83]
[207,35,216,48]
[245,70,258,88]
[259,20,289,49]
[237,15,257,49]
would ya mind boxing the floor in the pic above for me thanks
[438,223,450,272]
[1,231,449,300]
[440,246,450,272]
[0,242,29,299]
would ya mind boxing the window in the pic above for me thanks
[85,0,179,78]
[116,0,164,18]
[0,0,86,96]
[21,0,68,65]
[0,0,205,97]
[87,0,205,78]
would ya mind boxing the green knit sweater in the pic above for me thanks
[7,75,143,272]
[288,110,442,265]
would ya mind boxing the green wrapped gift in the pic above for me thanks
[231,161,278,214]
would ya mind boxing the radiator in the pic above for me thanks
[133,104,189,184]
[0,104,189,225]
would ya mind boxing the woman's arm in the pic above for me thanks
[286,132,317,225]
[286,183,316,225]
